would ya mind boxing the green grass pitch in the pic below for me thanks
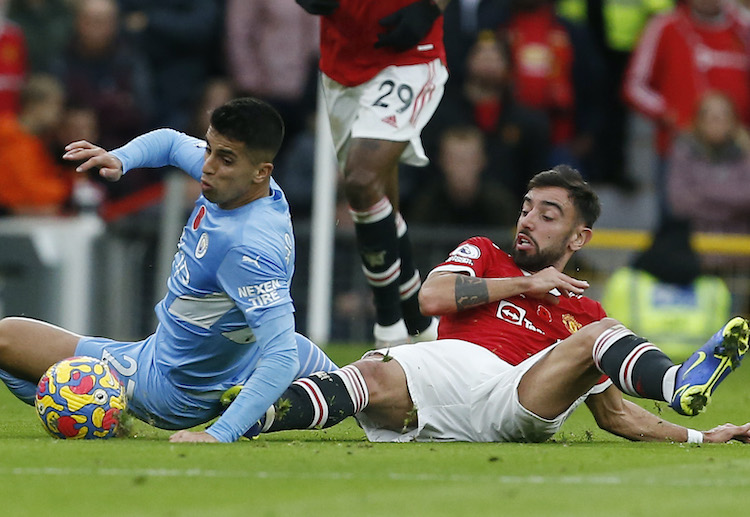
[1,343,750,517]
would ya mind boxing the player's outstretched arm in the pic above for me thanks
[586,386,750,444]
[419,267,589,315]
[63,140,124,181]
[702,423,750,443]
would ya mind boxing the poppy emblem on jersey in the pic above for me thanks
[195,232,209,259]
[193,206,206,230]
[537,305,552,323]
[562,314,582,334]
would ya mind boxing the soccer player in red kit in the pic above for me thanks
[296,0,450,345]
[246,165,750,444]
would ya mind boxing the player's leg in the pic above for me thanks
[667,316,748,415]
[0,317,81,405]
[325,60,447,345]
[520,316,750,420]
[395,211,438,341]
[518,318,622,420]
[0,368,38,404]
[344,138,411,345]
[293,332,338,377]
[0,317,80,383]
[250,354,411,435]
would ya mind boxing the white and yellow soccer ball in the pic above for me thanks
[35,356,127,439]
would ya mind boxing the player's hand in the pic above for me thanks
[295,0,339,16]
[375,0,442,52]
[62,140,124,182]
[169,430,220,443]
[525,266,589,305]
[702,423,750,443]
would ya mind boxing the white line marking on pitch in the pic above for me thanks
[2,467,750,487]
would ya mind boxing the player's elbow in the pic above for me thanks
[418,284,451,316]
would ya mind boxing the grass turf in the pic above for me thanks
[1,343,750,517]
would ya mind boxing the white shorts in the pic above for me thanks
[321,58,448,168]
[357,339,610,443]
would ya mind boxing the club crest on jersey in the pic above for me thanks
[497,301,545,335]
[562,314,583,334]
[193,205,206,230]
[195,232,209,259]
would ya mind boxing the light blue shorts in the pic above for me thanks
[76,332,338,430]
[76,335,223,430]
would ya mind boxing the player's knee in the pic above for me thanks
[353,356,408,407]
[342,166,382,206]
[0,317,26,357]
[0,317,20,345]
[354,356,415,431]
[566,318,622,360]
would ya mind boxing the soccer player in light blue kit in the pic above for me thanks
[0,97,337,442]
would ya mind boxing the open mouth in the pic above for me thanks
[515,233,537,252]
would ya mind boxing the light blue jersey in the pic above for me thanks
[74,129,333,442]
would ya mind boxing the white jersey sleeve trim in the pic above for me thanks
[428,264,476,277]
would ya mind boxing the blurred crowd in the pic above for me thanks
[2,0,750,236]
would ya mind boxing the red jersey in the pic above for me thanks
[0,21,27,114]
[319,0,446,86]
[624,4,750,155]
[432,236,607,366]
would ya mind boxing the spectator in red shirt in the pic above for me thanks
[496,0,603,178]
[0,1,27,114]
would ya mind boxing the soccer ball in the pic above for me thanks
[35,356,127,439]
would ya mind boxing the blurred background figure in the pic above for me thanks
[602,216,732,359]
[494,0,603,178]
[441,0,510,86]
[0,74,75,216]
[119,0,223,132]
[8,0,73,74]
[224,0,321,221]
[224,0,319,160]
[187,77,235,139]
[0,0,27,115]
[52,0,153,151]
[667,91,750,235]
[51,0,155,204]
[407,125,517,227]
[624,0,750,213]
[557,0,673,189]
[423,31,550,202]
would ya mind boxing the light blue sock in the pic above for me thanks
[294,333,338,378]
[0,368,37,405]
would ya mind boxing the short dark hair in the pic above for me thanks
[210,97,285,162]
[526,165,601,227]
